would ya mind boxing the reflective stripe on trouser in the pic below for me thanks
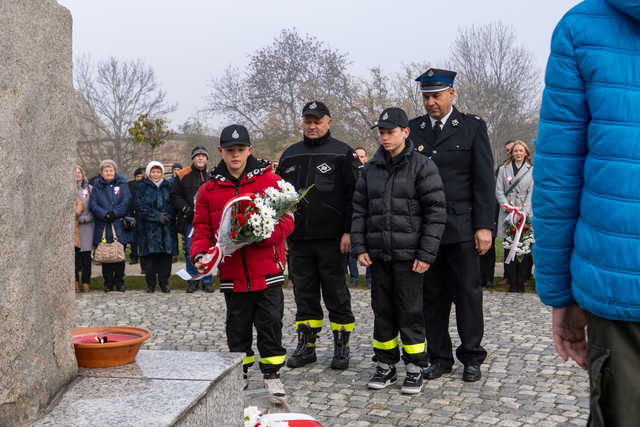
[225,285,286,374]
[330,321,355,332]
[259,354,286,367]
[296,319,323,330]
[243,354,255,371]
[371,260,428,366]
[289,239,355,330]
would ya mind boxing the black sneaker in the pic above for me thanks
[186,282,198,293]
[203,283,214,293]
[367,365,397,390]
[401,370,423,394]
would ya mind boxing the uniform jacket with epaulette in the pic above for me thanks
[276,132,361,241]
[409,106,495,244]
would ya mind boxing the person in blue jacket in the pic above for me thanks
[135,161,178,293]
[90,159,133,292]
[533,1,640,424]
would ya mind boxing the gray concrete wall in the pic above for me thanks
[0,0,77,424]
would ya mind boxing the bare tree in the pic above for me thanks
[449,22,541,164]
[390,62,431,119]
[207,28,353,159]
[74,55,177,173]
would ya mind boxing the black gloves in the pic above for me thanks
[104,211,115,223]
[158,213,169,225]
[182,205,193,217]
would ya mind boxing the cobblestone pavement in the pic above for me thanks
[76,289,589,426]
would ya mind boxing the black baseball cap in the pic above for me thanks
[371,107,409,129]
[302,101,331,118]
[219,124,251,148]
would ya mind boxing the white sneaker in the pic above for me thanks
[264,374,286,397]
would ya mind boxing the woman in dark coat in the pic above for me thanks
[136,161,178,293]
[90,159,133,292]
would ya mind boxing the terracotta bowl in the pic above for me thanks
[72,326,151,368]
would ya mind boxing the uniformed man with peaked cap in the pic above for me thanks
[409,68,495,382]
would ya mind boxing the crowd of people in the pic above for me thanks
[73,67,534,398]
[69,1,640,423]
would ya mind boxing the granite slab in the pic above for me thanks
[78,350,241,382]
[31,351,244,427]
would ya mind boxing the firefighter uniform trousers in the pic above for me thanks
[423,241,487,367]
[289,239,355,333]
[371,260,428,366]
[224,285,287,374]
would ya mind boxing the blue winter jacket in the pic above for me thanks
[533,0,640,321]
[90,174,133,247]
[135,178,178,257]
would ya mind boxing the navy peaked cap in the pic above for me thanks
[415,68,457,92]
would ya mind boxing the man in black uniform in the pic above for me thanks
[277,101,360,370]
[409,69,495,382]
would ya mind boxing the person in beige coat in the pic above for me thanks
[496,141,533,292]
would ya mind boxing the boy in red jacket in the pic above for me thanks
[191,124,294,397]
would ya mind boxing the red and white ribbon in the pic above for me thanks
[177,194,253,281]
[503,204,526,265]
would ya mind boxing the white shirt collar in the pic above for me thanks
[429,107,453,129]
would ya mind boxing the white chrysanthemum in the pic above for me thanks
[264,187,280,201]
[254,197,267,209]
[244,406,261,427]
[260,206,276,220]
[278,180,296,194]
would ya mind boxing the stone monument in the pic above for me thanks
[0,1,77,425]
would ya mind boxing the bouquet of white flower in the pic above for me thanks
[177,180,310,281]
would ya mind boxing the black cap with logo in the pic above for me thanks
[219,124,251,148]
[302,101,331,118]
[371,107,409,129]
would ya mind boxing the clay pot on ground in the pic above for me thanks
[72,326,150,368]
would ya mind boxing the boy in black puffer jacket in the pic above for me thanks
[351,107,446,394]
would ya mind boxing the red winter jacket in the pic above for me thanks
[190,157,294,293]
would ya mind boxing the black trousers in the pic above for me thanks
[423,240,487,367]
[503,253,533,291]
[130,239,139,262]
[75,248,92,284]
[143,253,172,290]
[225,285,286,374]
[102,261,125,290]
[371,260,428,367]
[289,239,355,331]
[479,238,496,286]
[587,313,640,427]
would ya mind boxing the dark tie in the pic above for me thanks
[433,120,442,139]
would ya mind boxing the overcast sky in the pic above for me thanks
[57,0,580,128]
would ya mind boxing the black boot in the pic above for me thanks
[286,324,317,368]
[331,328,350,370]
[186,282,198,293]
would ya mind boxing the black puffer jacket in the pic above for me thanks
[351,140,446,263]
